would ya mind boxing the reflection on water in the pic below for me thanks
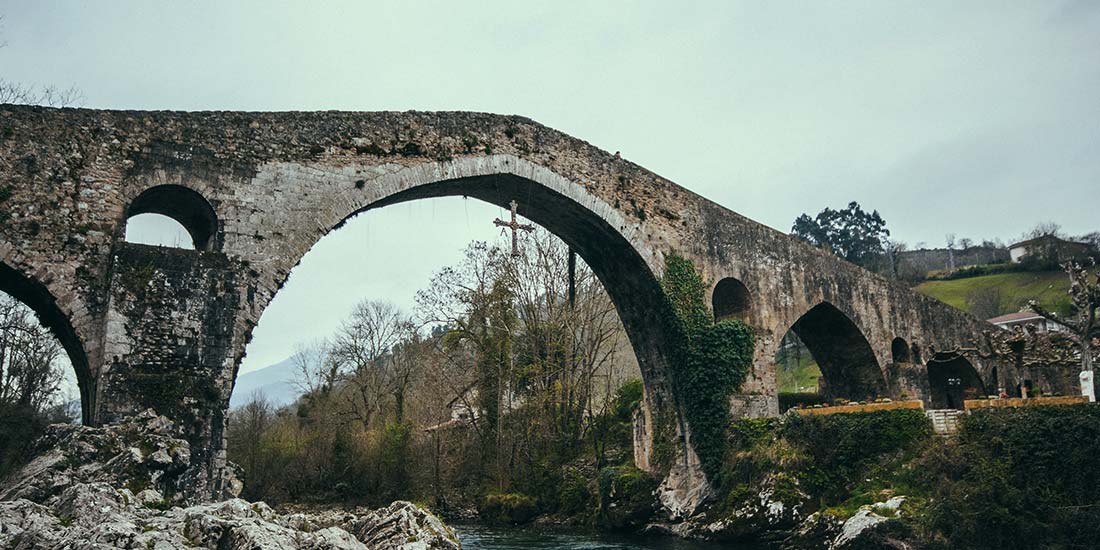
[454,523,772,550]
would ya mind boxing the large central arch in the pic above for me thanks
[234,157,681,408]
[0,262,93,423]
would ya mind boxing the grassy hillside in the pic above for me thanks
[776,351,821,393]
[915,269,1078,318]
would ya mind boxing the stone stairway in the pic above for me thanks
[926,409,963,435]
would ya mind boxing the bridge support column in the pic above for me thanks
[97,243,243,501]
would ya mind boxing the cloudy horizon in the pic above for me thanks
[4,0,1097,375]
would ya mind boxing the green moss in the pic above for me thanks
[659,253,755,481]
[649,406,677,475]
[479,493,539,525]
[596,465,658,529]
[125,477,149,495]
[557,469,593,518]
[118,262,157,296]
[717,409,933,519]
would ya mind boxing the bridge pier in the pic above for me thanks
[97,242,243,500]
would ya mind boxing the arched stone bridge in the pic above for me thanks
[0,106,998,499]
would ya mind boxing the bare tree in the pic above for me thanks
[1080,231,1100,252]
[883,238,908,280]
[229,391,273,491]
[291,340,341,399]
[0,294,65,413]
[331,299,409,429]
[0,18,84,107]
[966,287,1005,320]
[1025,221,1063,240]
[945,234,957,272]
[1029,260,1099,374]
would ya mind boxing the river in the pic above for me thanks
[454,524,773,550]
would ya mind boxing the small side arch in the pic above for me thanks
[782,302,887,401]
[891,337,911,363]
[126,185,219,250]
[712,277,751,322]
[927,353,985,409]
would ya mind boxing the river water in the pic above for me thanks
[454,524,773,550]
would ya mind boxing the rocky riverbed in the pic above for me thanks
[0,411,460,550]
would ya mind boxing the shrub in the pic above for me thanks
[557,469,594,518]
[596,465,658,529]
[479,493,539,525]
[778,392,829,412]
[783,409,932,504]
[911,405,1100,550]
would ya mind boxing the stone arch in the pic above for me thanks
[927,353,985,409]
[240,156,678,422]
[712,277,751,322]
[125,185,219,250]
[0,261,94,423]
[891,337,911,363]
[781,302,886,401]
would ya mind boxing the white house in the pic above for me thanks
[987,311,1066,333]
[1008,235,1094,264]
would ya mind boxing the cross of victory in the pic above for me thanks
[493,200,535,256]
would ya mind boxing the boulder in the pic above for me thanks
[0,413,460,550]
[830,497,914,550]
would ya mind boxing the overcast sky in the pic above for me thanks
[4,1,1098,374]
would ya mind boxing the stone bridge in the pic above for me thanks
[0,106,1004,499]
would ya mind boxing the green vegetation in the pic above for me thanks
[228,232,647,524]
[910,405,1100,549]
[776,354,820,394]
[660,253,755,480]
[596,465,659,529]
[479,493,538,525]
[915,269,1083,317]
[719,410,932,514]
[718,405,1100,549]
[791,201,891,269]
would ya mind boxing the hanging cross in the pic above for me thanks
[494,200,535,256]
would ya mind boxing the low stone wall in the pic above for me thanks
[964,395,1090,410]
[794,399,924,416]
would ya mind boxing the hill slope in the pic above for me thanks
[914,269,1075,318]
[229,356,301,409]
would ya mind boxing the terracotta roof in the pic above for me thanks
[987,311,1045,324]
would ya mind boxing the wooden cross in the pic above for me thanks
[494,200,535,257]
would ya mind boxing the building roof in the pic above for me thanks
[1008,234,1089,250]
[987,311,1045,324]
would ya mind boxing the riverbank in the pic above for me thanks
[0,411,460,549]
[662,404,1100,549]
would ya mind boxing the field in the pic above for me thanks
[914,269,1078,317]
[775,349,821,393]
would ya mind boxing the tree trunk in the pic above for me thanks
[1083,336,1094,373]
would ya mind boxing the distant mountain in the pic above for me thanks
[230,356,302,409]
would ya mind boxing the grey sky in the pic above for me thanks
[4,1,1098,373]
